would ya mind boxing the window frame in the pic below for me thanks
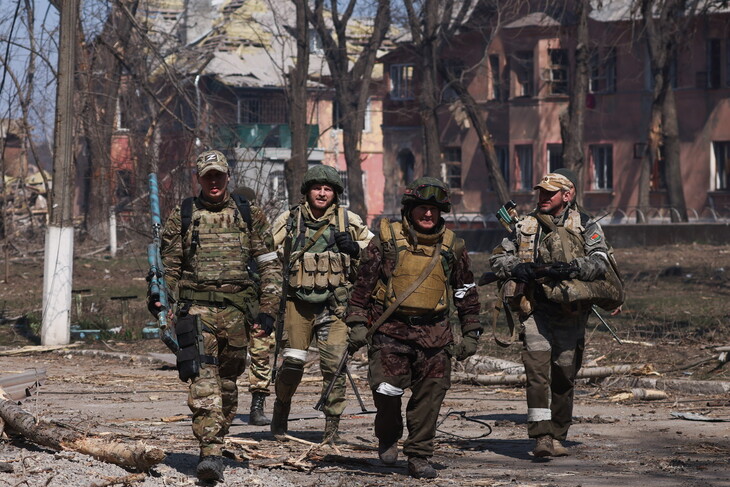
[590,144,613,190]
[390,64,415,101]
[515,144,533,191]
[441,147,462,190]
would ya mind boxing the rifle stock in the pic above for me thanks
[147,173,179,354]
[271,217,295,381]
[314,350,349,411]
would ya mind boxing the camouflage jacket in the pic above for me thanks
[490,205,609,279]
[161,192,282,317]
[346,221,481,349]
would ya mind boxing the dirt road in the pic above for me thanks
[0,346,727,487]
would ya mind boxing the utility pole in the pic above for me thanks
[41,0,78,345]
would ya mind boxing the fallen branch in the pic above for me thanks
[454,364,655,386]
[91,473,147,487]
[0,397,164,470]
[0,344,81,356]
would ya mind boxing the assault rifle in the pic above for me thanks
[147,173,179,354]
[479,263,622,344]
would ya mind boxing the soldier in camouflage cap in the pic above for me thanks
[490,169,622,458]
[151,150,282,482]
[270,164,373,444]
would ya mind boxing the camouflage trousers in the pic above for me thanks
[276,298,348,417]
[368,333,451,459]
[186,304,248,457]
[520,309,587,441]
[247,333,274,394]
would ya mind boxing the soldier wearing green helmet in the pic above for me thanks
[345,177,482,479]
[270,164,373,443]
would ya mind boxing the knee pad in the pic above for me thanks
[279,360,304,386]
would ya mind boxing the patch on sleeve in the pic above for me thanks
[588,232,602,244]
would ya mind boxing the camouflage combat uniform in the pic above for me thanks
[346,216,481,460]
[490,202,610,443]
[271,200,372,434]
[162,193,281,457]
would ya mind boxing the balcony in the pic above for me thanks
[214,123,320,149]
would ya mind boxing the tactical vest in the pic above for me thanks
[371,219,464,316]
[515,209,624,311]
[179,201,253,288]
[287,205,350,303]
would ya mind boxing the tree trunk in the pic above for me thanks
[418,1,443,178]
[286,0,310,206]
[560,0,590,200]
[662,87,688,222]
[0,397,165,471]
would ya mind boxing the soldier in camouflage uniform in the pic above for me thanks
[231,186,274,427]
[270,165,372,443]
[152,150,281,483]
[489,168,621,458]
[346,177,481,479]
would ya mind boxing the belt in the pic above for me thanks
[395,311,448,326]
[179,289,229,308]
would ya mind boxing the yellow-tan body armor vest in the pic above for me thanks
[371,219,462,316]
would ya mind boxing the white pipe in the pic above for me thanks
[109,209,117,258]
[41,225,74,345]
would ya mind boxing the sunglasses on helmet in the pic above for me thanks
[405,184,449,204]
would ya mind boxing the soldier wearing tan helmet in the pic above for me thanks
[270,165,372,443]
[490,168,623,458]
[151,150,282,482]
[345,177,481,479]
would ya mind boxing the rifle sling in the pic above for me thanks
[491,298,517,348]
[366,242,443,339]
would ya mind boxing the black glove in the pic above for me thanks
[454,331,480,361]
[347,323,369,354]
[254,313,275,337]
[147,297,162,318]
[547,261,579,281]
[511,262,536,283]
[334,231,360,258]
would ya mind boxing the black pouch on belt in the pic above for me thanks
[176,313,202,382]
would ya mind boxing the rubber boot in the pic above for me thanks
[322,415,340,444]
[197,455,225,483]
[271,399,290,440]
[248,392,271,426]
[407,456,437,479]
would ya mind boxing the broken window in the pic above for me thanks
[590,48,616,93]
[590,144,613,190]
[390,64,415,100]
[547,48,569,95]
[489,54,502,101]
[441,147,462,190]
[515,144,533,191]
[512,51,533,97]
[547,143,564,173]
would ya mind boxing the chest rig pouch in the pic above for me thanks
[372,220,462,316]
[183,203,252,286]
[287,207,351,304]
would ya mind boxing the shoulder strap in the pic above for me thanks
[180,197,195,237]
[231,193,253,232]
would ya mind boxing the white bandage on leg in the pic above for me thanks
[282,348,308,362]
[527,407,552,422]
[376,382,404,396]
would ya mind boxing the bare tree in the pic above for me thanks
[559,0,590,201]
[635,0,698,222]
[308,0,391,217]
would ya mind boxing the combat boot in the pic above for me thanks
[378,440,398,465]
[196,455,225,483]
[271,398,290,440]
[322,415,340,444]
[248,392,271,426]
[532,435,554,457]
[407,456,437,479]
[552,438,570,457]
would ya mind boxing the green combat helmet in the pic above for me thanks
[401,177,451,213]
[300,165,344,195]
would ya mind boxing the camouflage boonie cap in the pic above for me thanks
[196,150,229,176]
[534,172,574,192]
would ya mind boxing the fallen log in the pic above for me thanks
[0,397,164,471]
[454,364,654,386]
